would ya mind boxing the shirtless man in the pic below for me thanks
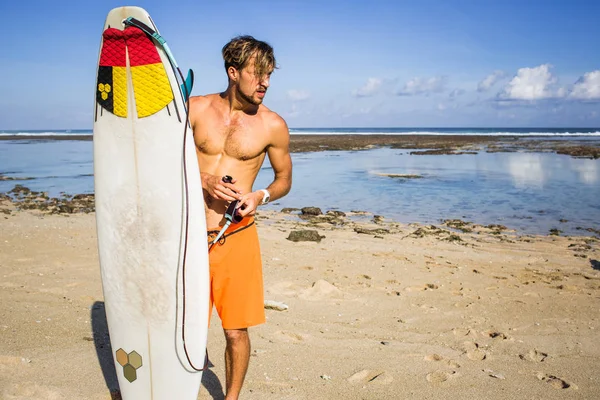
[188,35,292,399]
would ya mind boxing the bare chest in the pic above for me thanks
[195,121,266,161]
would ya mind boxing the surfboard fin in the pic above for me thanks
[181,69,194,102]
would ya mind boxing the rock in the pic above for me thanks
[326,210,346,217]
[286,230,324,242]
[281,207,300,213]
[301,207,322,216]
[373,215,384,224]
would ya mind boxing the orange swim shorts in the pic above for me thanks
[207,217,265,330]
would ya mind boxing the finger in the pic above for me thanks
[214,190,238,202]
[221,183,243,197]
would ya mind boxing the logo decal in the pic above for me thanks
[115,348,143,383]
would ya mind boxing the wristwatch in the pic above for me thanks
[259,189,270,205]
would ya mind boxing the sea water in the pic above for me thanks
[1,128,599,235]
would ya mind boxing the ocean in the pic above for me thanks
[1,128,599,236]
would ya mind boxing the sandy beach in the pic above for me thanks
[1,199,599,399]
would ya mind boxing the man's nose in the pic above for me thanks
[260,75,270,87]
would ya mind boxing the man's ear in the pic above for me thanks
[227,66,238,82]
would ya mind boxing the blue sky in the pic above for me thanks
[1,0,599,129]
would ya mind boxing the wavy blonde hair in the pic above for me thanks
[222,35,277,78]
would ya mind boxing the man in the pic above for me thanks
[188,35,292,399]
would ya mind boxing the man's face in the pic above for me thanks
[235,58,272,106]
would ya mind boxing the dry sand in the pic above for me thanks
[1,208,599,399]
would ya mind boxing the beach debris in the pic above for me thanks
[549,228,562,236]
[286,230,325,242]
[484,369,506,380]
[320,375,332,381]
[354,226,390,235]
[263,300,289,311]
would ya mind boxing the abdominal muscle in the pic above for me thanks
[198,150,266,229]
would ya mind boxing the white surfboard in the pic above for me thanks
[93,6,209,399]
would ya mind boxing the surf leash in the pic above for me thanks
[208,176,245,251]
[123,17,194,102]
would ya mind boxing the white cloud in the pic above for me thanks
[353,78,383,97]
[499,64,560,101]
[287,90,310,101]
[449,88,465,98]
[437,103,447,111]
[284,103,301,118]
[478,70,506,92]
[569,70,600,100]
[397,76,447,96]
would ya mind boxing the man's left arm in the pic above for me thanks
[236,117,292,217]
[262,117,292,202]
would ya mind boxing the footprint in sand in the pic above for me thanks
[426,370,457,383]
[272,330,308,343]
[347,369,393,385]
[528,349,549,362]
[536,372,573,389]
[424,354,461,368]
[463,342,487,361]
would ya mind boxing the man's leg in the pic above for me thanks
[224,328,250,400]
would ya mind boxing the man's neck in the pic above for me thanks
[220,86,259,115]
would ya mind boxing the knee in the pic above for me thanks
[224,328,249,346]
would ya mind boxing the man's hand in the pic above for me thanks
[235,191,264,218]
[202,173,243,202]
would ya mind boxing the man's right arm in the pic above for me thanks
[188,96,242,202]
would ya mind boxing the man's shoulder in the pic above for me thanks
[259,105,288,135]
[189,94,220,110]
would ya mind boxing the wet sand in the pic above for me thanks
[0,202,599,399]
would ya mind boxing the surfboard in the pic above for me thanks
[93,6,209,399]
